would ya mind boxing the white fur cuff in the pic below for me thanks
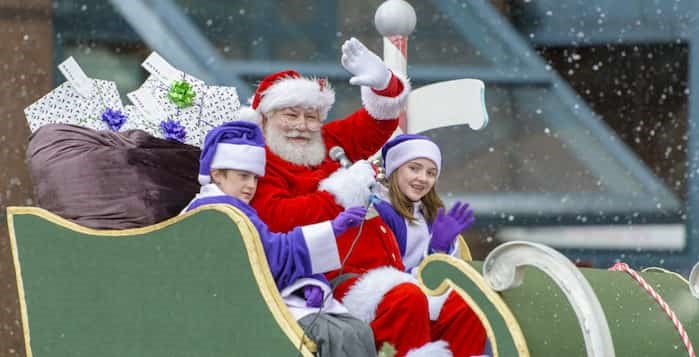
[341,266,417,323]
[405,340,453,357]
[318,160,375,208]
[301,221,341,273]
[361,71,411,120]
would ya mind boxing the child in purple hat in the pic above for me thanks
[371,133,489,356]
[182,120,376,357]
[377,134,474,266]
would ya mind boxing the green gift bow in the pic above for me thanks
[168,80,196,108]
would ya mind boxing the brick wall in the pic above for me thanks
[0,1,52,355]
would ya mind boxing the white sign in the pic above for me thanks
[406,78,488,133]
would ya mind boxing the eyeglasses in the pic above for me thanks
[276,110,322,131]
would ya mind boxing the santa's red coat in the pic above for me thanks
[252,76,486,356]
[251,105,405,294]
[252,107,399,232]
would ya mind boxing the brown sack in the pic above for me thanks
[27,124,201,229]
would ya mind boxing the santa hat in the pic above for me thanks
[381,134,442,178]
[198,121,266,185]
[236,70,335,125]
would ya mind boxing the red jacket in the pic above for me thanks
[252,75,409,298]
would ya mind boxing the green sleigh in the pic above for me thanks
[7,204,699,356]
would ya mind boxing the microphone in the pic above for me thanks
[329,146,352,168]
[329,145,379,214]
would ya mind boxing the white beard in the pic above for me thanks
[265,124,326,167]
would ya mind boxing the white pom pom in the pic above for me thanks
[236,106,263,125]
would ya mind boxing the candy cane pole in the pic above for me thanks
[375,0,416,133]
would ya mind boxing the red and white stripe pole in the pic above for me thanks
[375,0,416,133]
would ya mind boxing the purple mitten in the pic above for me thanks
[331,206,368,236]
[430,201,475,253]
[304,285,324,308]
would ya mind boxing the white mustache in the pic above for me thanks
[285,130,311,139]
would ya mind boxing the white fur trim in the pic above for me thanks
[258,77,335,121]
[199,142,265,185]
[318,160,375,209]
[301,221,341,273]
[279,277,349,320]
[235,106,263,125]
[280,277,333,299]
[385,139,442,178]
[341,266,417,323]
[211,143,266,176]
[361,71,411,120]
[405,340,453,357]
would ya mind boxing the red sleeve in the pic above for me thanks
[321,72,405,161]
[322,109,398,162]
[323,74,405,161]
[252,166,344,233]
[372,73,404,97]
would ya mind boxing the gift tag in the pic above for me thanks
[58,56,94,98]
[142,52,182,85]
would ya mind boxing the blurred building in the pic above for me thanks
[44,0,696,264]
[1,0,698,355]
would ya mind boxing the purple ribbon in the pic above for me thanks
[100,108,127,131]
[160,118,187,143]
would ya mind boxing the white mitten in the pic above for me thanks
[319,160,376,209]
[341,37,392,90]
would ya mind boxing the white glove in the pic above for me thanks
[341,37,392,90]
[319,160,377,209]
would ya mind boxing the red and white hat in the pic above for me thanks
[236,70,336,125]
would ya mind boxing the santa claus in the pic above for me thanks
[243,37,485,357]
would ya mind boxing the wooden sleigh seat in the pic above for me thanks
[8,205,317,356]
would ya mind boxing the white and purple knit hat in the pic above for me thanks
[198,121,266,185]
[381,134,442,178]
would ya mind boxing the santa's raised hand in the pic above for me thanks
[341,37,392,90]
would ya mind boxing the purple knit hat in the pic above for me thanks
[198,121,266,185]
[381,134,442,178]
